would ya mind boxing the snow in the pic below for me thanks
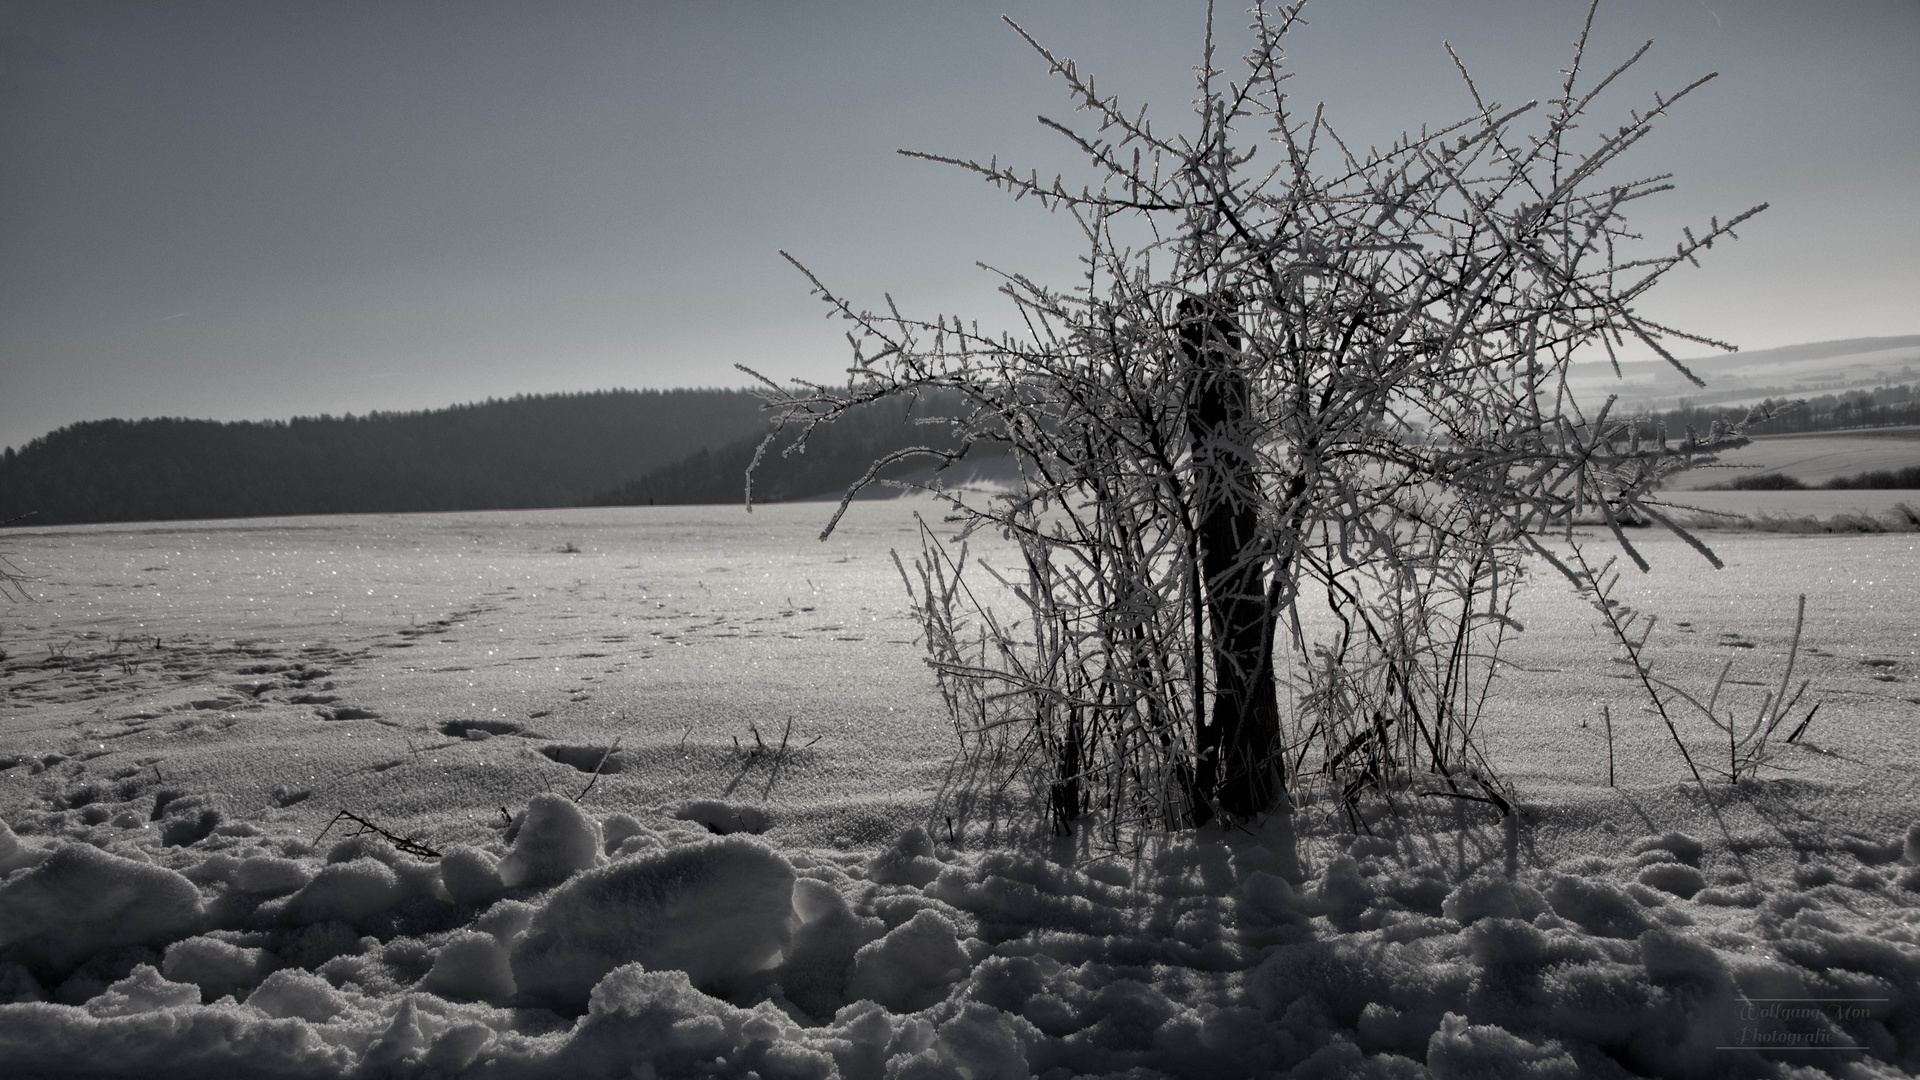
[2,503,1918,1077]
[512,833,796,1011]
[845,909,972,1013]
[162,934,278,1000]
[0,802,1917,1076]
[282,858,405,926]
[440,845,507,906]
[497,793,603,889]
[417,930,515,1003]
[0,843,204,969]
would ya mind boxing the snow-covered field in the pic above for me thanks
[1,502,1917,1079]
[1664,428,1920,492]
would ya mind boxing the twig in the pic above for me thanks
[1601,703,1615,787]
[1785,702,1820,744]
[576,736,622,802]
[762,716,795,799]
[314,809,441,859]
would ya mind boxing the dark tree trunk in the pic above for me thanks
[1178,296,1283,822]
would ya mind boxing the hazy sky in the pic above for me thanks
[3,0,1916,452]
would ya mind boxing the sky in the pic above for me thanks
[2,0,1916,453]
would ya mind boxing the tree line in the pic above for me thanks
[1645,383,1918,437]
[6,379,1908,530]
[0,389,772,527]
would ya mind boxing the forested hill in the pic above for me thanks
[588,395,972,508]
[0,389,769,527]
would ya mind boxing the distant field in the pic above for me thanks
[1665,425,1920,490]
[1654,488,1918,522]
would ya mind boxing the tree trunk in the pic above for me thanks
[1178,296,1283,822]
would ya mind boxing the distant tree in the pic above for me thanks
[756,1,1766,846]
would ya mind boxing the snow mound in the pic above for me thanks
[1633,831,1706,867]
[868,824,943,887]
[0,844,204,970]
[509,833,796,1010]
[1637,861,1709,899]
[243,968,344,1023]
[1426,1012,1581,1079]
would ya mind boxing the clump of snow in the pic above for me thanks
[472,897,535,944]
[415,929,514,1002]
[1440,873,1547,925]
[509,833,795,1010]
[245,970,341,1026]
[323,833,397,865]
[1426,1012,1582,1079]
[868,824,944,887]
[437,844,504,906]
[846,908,973,1012]
[162,936,277,1001]
[1543,873,1657,939]
[777,874,886,1018]
[281,858,402,926]
[153,792,225,848]
[230,855,311,897]
[547,965,823,1078]
[497,792,602,888]
[83,964,202,1018]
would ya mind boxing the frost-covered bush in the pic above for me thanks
[760,0,1765,843]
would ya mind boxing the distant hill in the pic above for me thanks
[0,390,771,527]
[1565,335,1920,412]
[587,395,974,507]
